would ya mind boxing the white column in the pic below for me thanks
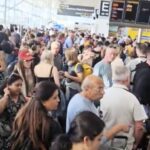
[91,0,112,37]
[137,28,142,43]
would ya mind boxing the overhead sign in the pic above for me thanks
[57,4,94,17]
[100,1,110,16]
[124,0,139,22]
[110,0,125,21]
[110,0,150,25]
[137,0,150,24]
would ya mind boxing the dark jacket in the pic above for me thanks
[133,62,150,105]
[0,31,8,44]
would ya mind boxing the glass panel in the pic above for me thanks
[0,0,5,6]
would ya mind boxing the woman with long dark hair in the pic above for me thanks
[11,81,62,150]
[0,73,26,150]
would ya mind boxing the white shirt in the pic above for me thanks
[100,83,147,150]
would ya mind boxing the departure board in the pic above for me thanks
[137,0,150,23]
[110,0,125,21]
[124,0,139,22]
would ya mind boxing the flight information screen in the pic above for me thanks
[110,0,125,21]
[124,0,139,22]
[136,0,150,23]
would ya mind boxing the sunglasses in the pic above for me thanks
[24,59,33,62]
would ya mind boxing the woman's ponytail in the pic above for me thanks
[50,134,72,150]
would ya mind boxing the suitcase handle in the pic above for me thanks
[111,136,128,149]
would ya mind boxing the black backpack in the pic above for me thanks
[132,62,150,105]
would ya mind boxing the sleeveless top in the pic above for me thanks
[36,66,54,83]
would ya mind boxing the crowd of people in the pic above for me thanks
[0,24,150,150]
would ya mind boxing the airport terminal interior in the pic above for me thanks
[0,0,150,150]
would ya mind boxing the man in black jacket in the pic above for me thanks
[133,44,150,116]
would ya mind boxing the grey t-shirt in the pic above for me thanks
[93,60,112,88]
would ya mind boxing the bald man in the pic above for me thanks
[93,45,117,88]
[66,75,104,132]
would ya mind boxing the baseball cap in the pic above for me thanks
[18,50,33,61]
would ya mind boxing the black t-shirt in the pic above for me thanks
[133,62,150,105]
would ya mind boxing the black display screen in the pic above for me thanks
[110,0,125,21]
[137,1,150,23]
[124,0,139,22]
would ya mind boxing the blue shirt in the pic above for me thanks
[66,93,99,132]
[93,60,112,89]
[64,36,73,49]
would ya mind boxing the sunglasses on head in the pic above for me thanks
[8,72,20,79]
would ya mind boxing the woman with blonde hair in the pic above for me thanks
[64,48,84,83]
[34,50,60,87]
[62,48,84,101]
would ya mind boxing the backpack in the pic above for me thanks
[132,62,150,105]
[132,61,147,86]
[75,63,93,79]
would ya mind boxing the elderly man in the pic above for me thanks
[66,75,104,132]
[51,41,63,71]
[93,45,117,88]
[100,66,147,150]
